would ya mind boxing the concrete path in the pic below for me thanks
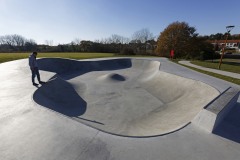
[0,57,240,160]
[179,61,240,79]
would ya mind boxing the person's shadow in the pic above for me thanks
[33,76,87,117]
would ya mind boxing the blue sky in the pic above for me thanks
[0,0,239,45]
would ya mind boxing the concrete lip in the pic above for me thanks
[32,58,220,137]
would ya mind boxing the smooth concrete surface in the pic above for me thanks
[0,57,240,160]
[33,58,219,136]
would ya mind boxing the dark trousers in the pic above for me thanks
[31,67,40,83]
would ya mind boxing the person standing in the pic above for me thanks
[170,49,174,60]
[29,52,44,85]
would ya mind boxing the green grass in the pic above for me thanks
[0,52,157,63]
[175,61,240,85]
[191,59,240,74]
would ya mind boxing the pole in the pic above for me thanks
[218,26,234,69]
[218,34,228,69]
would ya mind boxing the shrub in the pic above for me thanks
[120,47,135,55]
[199,51,220,60]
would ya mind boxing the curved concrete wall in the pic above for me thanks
[33,58,219,137]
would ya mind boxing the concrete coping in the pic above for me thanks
[192,87,240,132]
[205,87,240,114]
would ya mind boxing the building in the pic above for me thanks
[210,40,240,51]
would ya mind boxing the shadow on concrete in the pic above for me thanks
[33,77,87,117]
[33,58,132,118]
[37,58,133,80]
[213,102,240,143]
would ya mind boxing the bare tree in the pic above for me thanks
[122,37,130,44]
[12,34,26,46]
[110,34,123,44]
[45,40,53,46]
[0,35,14,46]
[25,39,37,51]
[100,34,130,44]
[0,34,32,51]
[132,28,154,43]
[100,38,109,44]
[0,36,6,45]
[73,38,81,45]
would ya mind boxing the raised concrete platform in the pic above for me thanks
[192,87,240,132]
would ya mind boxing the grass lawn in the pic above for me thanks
[179,63,240,85]
[0,52,157,63]
[171,59,240,85]
[191,59,240,74]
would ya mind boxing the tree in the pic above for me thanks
[12,34,26,47]
[45,40,53,46]
[73,38,81,45]
[156,21,198,58]
[80,40,93,52]
[129,28,154,55]
[109,34,122,44]
[24,39,37,51]
[132,28,154,43]
[0,34,27,51]
[209,33,224,40]
[0,34,26,47]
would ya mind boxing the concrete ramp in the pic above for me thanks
[192,87,240,132]
[33,58,219,137]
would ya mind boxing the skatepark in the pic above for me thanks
[0,57,240,160]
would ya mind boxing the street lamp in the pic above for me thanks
[218,25,235,69]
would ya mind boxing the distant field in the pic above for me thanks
[0,52,115,63]
[0,52,157,63]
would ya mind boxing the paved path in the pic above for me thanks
[179,61,240,79]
